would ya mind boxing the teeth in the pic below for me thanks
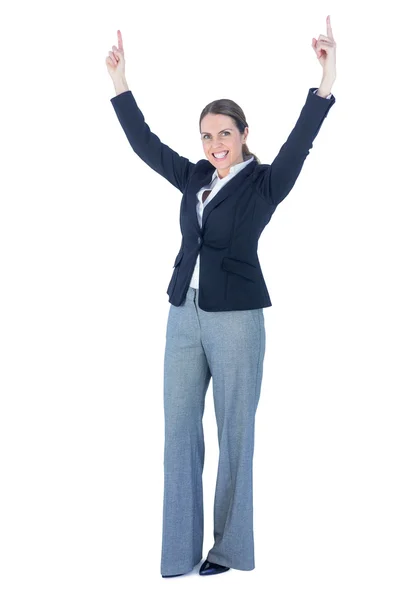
[213,151,228,158]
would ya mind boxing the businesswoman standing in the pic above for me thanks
[106,16,337,578]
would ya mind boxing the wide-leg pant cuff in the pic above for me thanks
[161,556,202,577]
[206,551,255,571]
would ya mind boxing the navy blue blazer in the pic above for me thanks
[110,88,336,311]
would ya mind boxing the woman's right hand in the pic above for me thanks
[105,30,126,80]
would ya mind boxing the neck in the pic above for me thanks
[217,154,249,179]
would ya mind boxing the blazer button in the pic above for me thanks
[197,236,202,245]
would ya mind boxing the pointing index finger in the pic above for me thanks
[117,29,124,52]
[326,15,333,39]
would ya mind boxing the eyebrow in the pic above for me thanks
[200,128,233,135]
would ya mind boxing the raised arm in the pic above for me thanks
[255,87,336,207]
[110,90,196,193]
[256,16,337,207]
[106,30,195,193]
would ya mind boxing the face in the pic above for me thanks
[200,113,249,179]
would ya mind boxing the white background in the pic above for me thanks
[1,1,399,599]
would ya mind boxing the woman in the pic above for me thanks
[106,18,337,578]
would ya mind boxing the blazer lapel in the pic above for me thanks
[188,159,257,233]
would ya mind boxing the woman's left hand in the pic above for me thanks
[312,15,337,81]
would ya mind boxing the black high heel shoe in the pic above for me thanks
[199,560,230,575]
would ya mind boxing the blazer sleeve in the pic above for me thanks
[110,91,196,193]
[256,87,336,207]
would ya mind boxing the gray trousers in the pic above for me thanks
[161,286,266,576]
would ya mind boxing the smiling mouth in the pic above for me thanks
[212,151,229,160]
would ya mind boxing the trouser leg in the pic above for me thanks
[160,288,211,576]
[196,294,266,571]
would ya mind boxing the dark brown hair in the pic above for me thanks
[199,98,261,164]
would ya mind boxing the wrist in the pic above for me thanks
[316,77,335,98]
[113,76,129,96]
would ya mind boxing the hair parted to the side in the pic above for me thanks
[199,98,261,164]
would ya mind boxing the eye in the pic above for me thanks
[202,131,230,140]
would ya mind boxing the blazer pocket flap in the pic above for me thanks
[173,248,184,267]
[221,257,257,281]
